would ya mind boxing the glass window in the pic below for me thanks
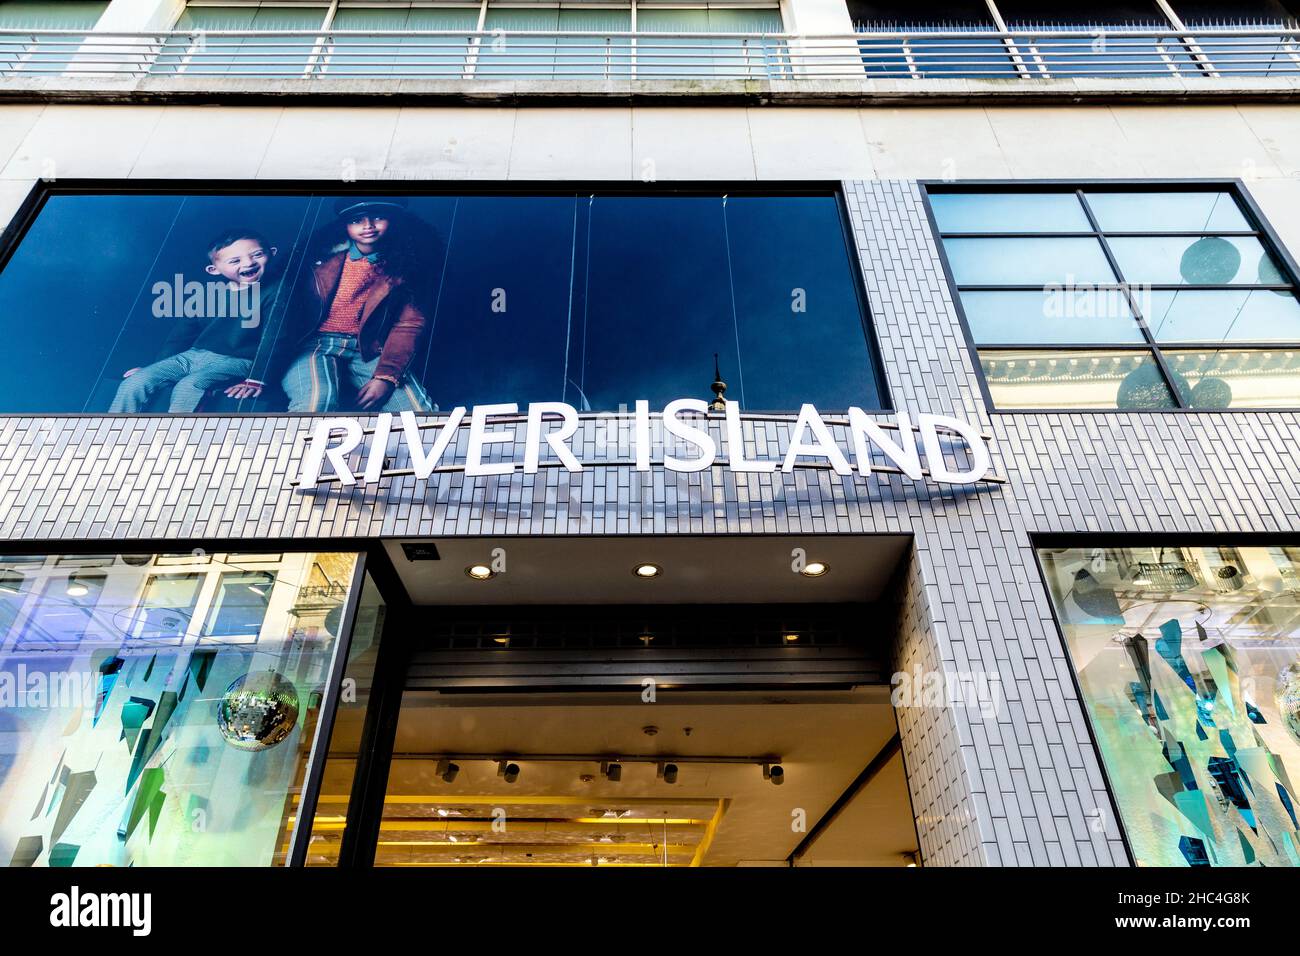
[1108,236,1286,286]
[1085,191,1252,232]
[0,0,109,75]
[0,188,886,415]
[979,349,1176,410]
[0,551,364,867]
[960,289,1145,345]
[202,570,277,640]
[323,7,481,78]
[944,237,1116,285]
[1038,544,1300,867]
[131,573,204,644]
[930,185,1300,410]
[158,5,329,77]
[1146,290,1300,343]
[1165,348,1300,409]
[929,192,1092,233]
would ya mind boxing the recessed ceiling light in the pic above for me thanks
[492,635,510,646]
[783,633,800,643]
[66,582,89,598]
[800,561,829,577]
[633,563,662,578]
[465,564,495,580]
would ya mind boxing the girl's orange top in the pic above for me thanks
[318,253,382,335]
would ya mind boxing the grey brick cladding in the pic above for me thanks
[2,179,1295,866]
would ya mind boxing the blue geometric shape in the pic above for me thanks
[1179,835,1211,866]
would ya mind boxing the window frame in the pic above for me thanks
[921,178,1300,414]
[0,178,892,418]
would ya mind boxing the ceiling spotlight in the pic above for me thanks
[800,561,829,577]
[465,564,495,580]
[763,763,785,786]
[658,762,679,785]
[633,563,662,578]
[436,759,460,784]
[497,760,520,784]
[602,761,622,783]
[783,633,800,643]
[492,635,511,647]
[65,575,89,598]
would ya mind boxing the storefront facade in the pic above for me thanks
[2,0,1300,870]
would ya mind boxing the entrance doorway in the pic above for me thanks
[322,536,922,866]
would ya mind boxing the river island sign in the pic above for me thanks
[293,398,999,489]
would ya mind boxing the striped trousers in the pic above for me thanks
[282,332,433,413]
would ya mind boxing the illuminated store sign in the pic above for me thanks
[294,399,999,489]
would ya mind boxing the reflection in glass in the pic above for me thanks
[1165,348,1300,409]
[304,574,387,866]
[960,289,1144,345]
[1085,191,1251,233]
[930,192,1091,233]
[0,191,883,415]
[979,349,1176,409]
[1108,235,1287,286]
[1039,545,1300,867]
[0,551,361,867]
[945,237,1116,285]
[1146,289,1300,343]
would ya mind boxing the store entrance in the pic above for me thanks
[345,536,920,867]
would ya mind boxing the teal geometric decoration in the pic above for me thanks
[119,697,155,753]
[47,843,80,867]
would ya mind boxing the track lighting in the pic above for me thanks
[601,761,622,782]
[436,759,460,783]
[497,760,520,784]
[657,762,679,785]
[763,763,785,786]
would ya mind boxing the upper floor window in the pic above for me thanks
[0,187,886,416]
[158,1,786,79]
[927,184,1300,411]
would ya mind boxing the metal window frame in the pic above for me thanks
[919,178,1300,415]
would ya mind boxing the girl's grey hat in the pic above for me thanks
[334,197,409,220]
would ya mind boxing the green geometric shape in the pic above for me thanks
[124,767,166,843]
[47,843,79,867]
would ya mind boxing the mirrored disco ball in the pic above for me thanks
[217,671,300,751]
[1275,661,1300,745]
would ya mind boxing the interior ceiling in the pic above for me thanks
[317,690,917,867]
[385,535,911,605]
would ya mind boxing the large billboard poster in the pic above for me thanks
[0,189,886,416]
